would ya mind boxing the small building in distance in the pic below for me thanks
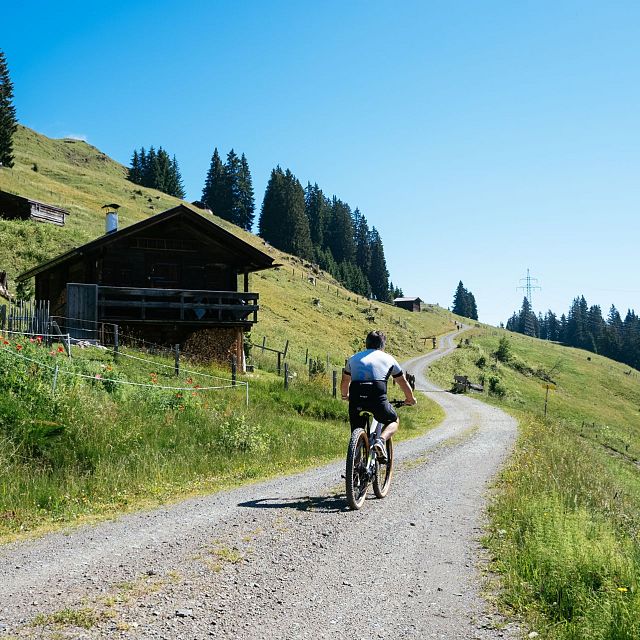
[17,204,276,365]
[0,189,68,226]
[393,296,423,312]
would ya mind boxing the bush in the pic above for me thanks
[476,355,487,368]
[488,375,506,397]
[495,336,512,363]
[215,414,269,454]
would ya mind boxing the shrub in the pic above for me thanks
[488,375,506,397]
[215,414,269,454]
[495,336,512,362]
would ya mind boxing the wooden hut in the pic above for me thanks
[393,296,423,312]
[0,190,68,226]
[17,204,276,363]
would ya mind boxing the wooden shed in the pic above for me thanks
[0,190,68,226]
[393,296,423,312]
[17,204,276,363]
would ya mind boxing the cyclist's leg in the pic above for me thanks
[348,402,367,432]
[375,400,399,442]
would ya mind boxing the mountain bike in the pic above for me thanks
[345,400,406,510]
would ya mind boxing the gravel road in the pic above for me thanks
[0,331,518,639]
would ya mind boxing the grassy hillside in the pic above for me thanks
[0,125,459,364]
[0,334,443,542]
[0,126,458,542]
[429,329,640,638]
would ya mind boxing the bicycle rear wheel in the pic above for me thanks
[373,438,393,498]
[346,428,369,510]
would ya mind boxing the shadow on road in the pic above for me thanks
[238,494,349,513]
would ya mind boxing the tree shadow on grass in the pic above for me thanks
[237,493,349,513]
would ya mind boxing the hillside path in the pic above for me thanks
[0,330,519,639]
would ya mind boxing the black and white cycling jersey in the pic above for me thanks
[343,349,403,382]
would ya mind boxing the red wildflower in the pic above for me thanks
[186,377,193,385]
[95,373,102,379]
[36,336,43,343]
[15,344,23,351]
[29,338,35,343]
[2,339,9,345]
[57,346,64,353]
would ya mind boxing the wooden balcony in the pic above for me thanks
[96,286,259,325]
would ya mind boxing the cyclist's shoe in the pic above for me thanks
[373,438,387,461]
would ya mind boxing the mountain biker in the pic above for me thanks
[340,330,417,460]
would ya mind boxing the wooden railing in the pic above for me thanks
[97,286,259,324]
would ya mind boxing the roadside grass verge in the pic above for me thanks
[0,335,441,542]
[429,330,640,638]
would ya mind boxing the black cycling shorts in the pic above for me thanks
[348,380,398,431]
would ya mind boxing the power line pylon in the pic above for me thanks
[517,268,541,308]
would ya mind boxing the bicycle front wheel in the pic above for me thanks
[346,428,369,510]
[373,437,393,499]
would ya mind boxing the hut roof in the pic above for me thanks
[17,204,275,281]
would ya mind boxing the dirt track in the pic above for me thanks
[0,331,518,639]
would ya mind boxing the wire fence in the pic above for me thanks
[0,334,249,406]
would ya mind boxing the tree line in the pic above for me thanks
[0,49,17,168]
[506,296,640,370]
[259,168,399,301]
[128,147,185,199]
[452,281,478,320]
[200,148,254,231]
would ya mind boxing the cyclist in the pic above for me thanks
[340,330,417,460]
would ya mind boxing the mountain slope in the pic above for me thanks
[0,125,458,365]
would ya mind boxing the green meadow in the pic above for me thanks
[429,329,640,639]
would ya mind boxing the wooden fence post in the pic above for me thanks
[332,370,337,398]
[284,362,289,389]
[261,336,266,354]
[283,340,289,360]
[174,344,180,376]
[114,324,119,361]
[232,355,237,386]
[305,347,308,364]
[277,351,281,376]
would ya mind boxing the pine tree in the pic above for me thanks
[283,169,313,259]
[223,149,242,224]
[304,183,329,249]
[236,153,255,231]
[259,167,286,245]
[128,150,141,184]
[144,146,157,188]
[166,155,186,199]
[518,297,537,336]
[354,209,372,280]
[452,281,470,317]
[201,148,227,215]
[259,167,312,259]
[0,50,18,168]
[326,198,355,264]
[368,227,390,301]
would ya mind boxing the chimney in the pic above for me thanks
[101,203,121,234]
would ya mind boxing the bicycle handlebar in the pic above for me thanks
[389,399,414,407]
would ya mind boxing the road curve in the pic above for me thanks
[0,330,518,639]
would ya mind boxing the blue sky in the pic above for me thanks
[3,1,639,324]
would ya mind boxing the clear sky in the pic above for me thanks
[3,0,639,325]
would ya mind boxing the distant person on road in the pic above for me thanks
[341,330,416,460]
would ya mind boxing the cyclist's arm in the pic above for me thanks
[340,370,351,400]
[396,374,417,405]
